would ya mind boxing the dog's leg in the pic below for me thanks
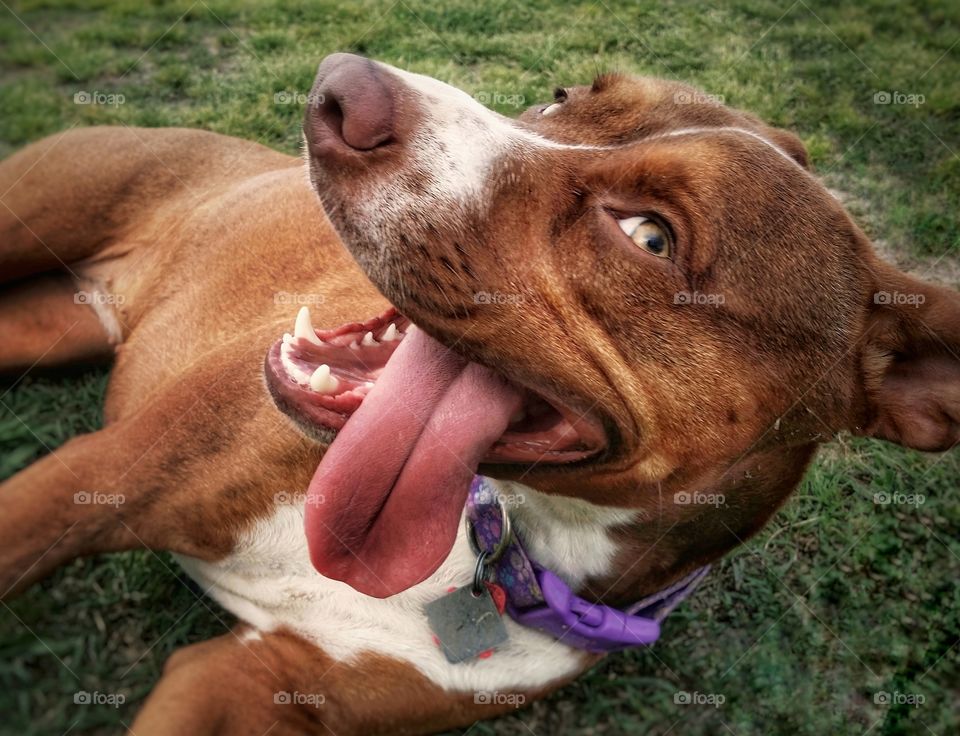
[0,271,115,374]
[0,342,317,598]
[0,423,146,598]
[131,628,519,736]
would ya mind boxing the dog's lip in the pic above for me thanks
[263,310,608,464]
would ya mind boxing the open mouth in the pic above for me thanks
[264,306,606,597]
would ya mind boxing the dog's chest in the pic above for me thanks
[175,486,635,693]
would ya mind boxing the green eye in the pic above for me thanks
[618,216,671,258]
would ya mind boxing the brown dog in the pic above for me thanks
[1,53,958,735]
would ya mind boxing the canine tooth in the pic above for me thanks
[382,323,399,341]
[362,331,377,347]
[294,306,323,346]
[309,364,340,394]
[282,332,294,345]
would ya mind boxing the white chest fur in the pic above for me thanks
[175,480,635,693]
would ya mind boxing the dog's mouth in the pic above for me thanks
[264,305,605,597]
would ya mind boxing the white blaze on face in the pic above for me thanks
[370,64,607,207]
[387,66,522,203]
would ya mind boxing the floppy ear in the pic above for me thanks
[856,261,960,451]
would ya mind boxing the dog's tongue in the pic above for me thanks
[305,327,522,598]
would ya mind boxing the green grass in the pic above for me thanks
[1,0,958,734]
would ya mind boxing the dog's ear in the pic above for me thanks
[855,260,960,451]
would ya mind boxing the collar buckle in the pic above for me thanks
[508,566,661,653]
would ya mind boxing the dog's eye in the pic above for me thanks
[542,87,568,116]
[618,216,671,258]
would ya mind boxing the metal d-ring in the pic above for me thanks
[466,496,513,564]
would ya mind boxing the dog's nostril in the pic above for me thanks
[314,97,345,144]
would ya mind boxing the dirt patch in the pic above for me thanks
[826,178,960,288]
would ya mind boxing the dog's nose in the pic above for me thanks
[307,53,396,152]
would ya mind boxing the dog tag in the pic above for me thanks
[426,584,509,663]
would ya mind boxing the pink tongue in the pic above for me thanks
[304,327,522,598]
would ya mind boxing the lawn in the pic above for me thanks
[1,0,958,734]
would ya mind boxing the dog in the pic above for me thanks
[1,52,958,735]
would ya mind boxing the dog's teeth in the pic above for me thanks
[294,306,323,346]
[282,332,294,345]
[362,331,377,347]
[309,364,339,394]
[381,323,399,341]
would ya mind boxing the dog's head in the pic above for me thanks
[286,54,959,600]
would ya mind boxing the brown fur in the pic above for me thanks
[1,65,957,733]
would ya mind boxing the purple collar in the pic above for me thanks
[465,476,710,653]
